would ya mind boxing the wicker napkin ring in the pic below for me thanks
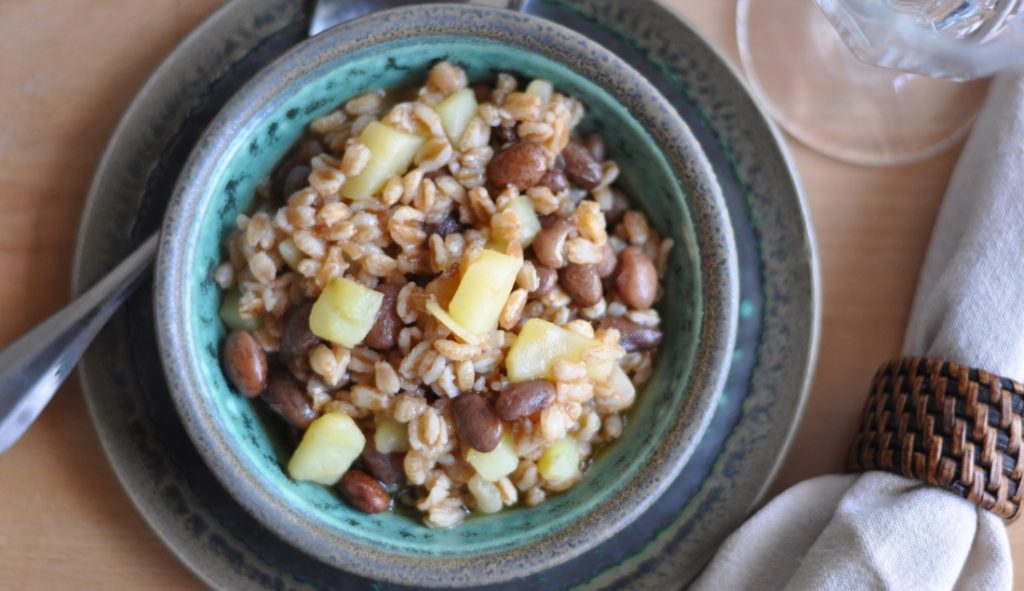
[847,357,1023,522]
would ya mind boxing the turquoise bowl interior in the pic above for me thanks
[156,5,737,587]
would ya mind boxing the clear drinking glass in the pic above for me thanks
[737,0,1024,165]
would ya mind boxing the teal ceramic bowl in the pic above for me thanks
[155,4,737,587]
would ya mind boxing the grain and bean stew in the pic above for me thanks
[214,62,672,528]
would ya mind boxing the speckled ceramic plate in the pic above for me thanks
[72,0,818,589]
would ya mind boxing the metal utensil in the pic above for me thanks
[0,0,532,454]
[0,234,158,453]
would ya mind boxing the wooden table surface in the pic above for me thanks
[0,1,1018,588]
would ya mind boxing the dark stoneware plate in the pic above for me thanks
[72,0,817,588]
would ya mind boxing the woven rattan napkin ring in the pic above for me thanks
[847,357,1023,521]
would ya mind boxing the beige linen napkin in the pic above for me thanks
[691,71,1024,591]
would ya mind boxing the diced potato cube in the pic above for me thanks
[447,250,522,335]
[287,413,366,485]
[598,362,634,411]
[435,87,478,145]
[426,299,481,345]
[525,79,553,109]
[467,475,503,514]
[219,288,262,331]
[501,195,542,248]
[341,121,425,199]
[506,318,617,383]
[277,238,304,270]
[309,277,384,347]
[467,432,518,481]
[374,416,409,453]
[538,437,581,483]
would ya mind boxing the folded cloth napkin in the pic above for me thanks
[691,71,1024,591]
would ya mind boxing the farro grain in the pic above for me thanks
[503,92,542,121]
[496,476,518,506]
[517,121,554,143]
[498,288,528,331]
[413,102,445,138]
[308,167,345,197]
[425,498,466,528]
[248,251,277,284]
[340,141,371,176]
[310,110,346,135]
[565,237,604,265]
[415,137,454,172]
[345,90,384,116]
[540,405,569,441]
[525,185,560,215]
[392,393,427,423]
[426,61,467,95]
[524,486,546,506]
[213,262,235,289]
[374,361,401,395]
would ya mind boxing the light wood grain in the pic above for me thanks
[0,1,1018,589]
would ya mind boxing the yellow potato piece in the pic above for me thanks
[309,277,384,347]
[435,87,478,145]
[448,249,522,335]
[287,413,366,485]
[341,121,425,199]
[467,432,518,481]
[506,318,616,383]
[525,79,553,109]
[219,288,262,331]
[492,195,541,250]
[467,474,503,513]
[538,437,581,483]
[600,364,636,412]
[373,416,410,453]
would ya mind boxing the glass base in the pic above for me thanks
[736,0,991,166]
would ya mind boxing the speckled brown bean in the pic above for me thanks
[280,302,320,365]
[293,138,325,164]
[584,134,605,162]
[531,264,558,299]
[364,284,401,350]
[539,168,568,193]
[486,141,548,190]
[423,212,463,237]
[361,443,405,490]
[560,264,602,307]
[222,330,267,398]
[495,379,556,421]
[493,124,518,145]
[264,369,320,430]
[338,470,391,514]
[598,316,663,351]
[596,242,618,278]
[615,247,658,309]
[473,83,492,103]
[561,140,602,189]
[280,165,311,199]
[532,217,572,269]
[452,394,503,452]
[274,138,323,197]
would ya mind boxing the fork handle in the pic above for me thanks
[0,233,159,454]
